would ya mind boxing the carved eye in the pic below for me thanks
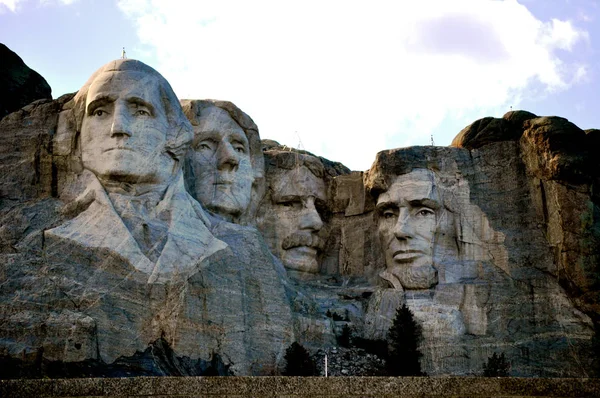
[135,109,151,116]
[232,142,247,153]
[279,200,301,208]
[416,208,434,217]
[382,209,396,219]
[197,141,214,151]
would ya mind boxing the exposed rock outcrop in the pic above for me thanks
[0,43,52,120]
[0,53,598,378]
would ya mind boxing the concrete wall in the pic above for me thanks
[2,376,600,397]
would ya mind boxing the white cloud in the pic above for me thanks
[117,0,589,171]
[541,18,589,51]
[0,0,24,12]
[0,0,78,12]
[39,0,80,5]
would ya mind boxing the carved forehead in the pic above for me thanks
[74,59,181,124]
[86,71,164,110]
[270,165,326,201]
[377,168,439,206]
[194,107,248,144]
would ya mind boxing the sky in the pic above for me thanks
[1,0,598,171]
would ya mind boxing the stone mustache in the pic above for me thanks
[0,58,598,378]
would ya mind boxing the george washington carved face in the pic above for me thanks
[73,59,191,188]
[81,71,174,185]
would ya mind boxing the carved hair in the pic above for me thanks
[366,148,462,214]
[72,59,193,160]
[263,150,325,179]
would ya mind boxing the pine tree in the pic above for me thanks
[483,352,510,377]
[338,324,351,348]
[386,304,424,376]
[282,342,315,376]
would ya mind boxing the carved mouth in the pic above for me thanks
[104,147,133,153]
[392,249,423,262]
[282,233,325,250]
[214,176,236,185]
[287,246,318,256]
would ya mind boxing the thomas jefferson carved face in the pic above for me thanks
[187,107,253,219]
[259,162,327,274]
[81,70,175,185]
[376,168,439,290]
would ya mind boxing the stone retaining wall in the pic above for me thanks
[2,377,600,397]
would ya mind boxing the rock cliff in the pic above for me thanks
[0,55,598,378]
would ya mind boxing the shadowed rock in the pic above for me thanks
[451,110,537,149]
[0,43,52,120]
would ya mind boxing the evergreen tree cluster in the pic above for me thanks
[386,304,424,376]
[483,352,510,377]
[282,342,316,376]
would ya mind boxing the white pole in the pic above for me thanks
[325,354,328,377]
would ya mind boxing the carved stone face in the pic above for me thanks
[187,107,253,219]
[262,165,326,273]
[376,168,439,290]
[81,70,174,184]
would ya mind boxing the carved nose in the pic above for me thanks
[393,209,413,240]
[217,143,239,171]
[299,197,324,231]
[110,110,132,138]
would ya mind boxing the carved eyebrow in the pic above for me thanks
[229,131,249,145]
[86,95,115,115]
[375,201,397,212]
[127,97,155,115]
[408,198,440,210]
[231,138,249,149]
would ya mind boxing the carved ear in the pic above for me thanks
[54,107,83,174]
[54,107,77,156]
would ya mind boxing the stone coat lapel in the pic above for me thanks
[149,173,227,283]
[45,171,227,283]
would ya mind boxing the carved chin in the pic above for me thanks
[199,187,249,219]
[282,247,320,273]
[390,263,438,290]
[206,199,242,219]
[83,151,170,183]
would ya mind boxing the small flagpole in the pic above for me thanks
[325,354,328,377]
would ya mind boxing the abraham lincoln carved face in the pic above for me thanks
[376,168,439,290]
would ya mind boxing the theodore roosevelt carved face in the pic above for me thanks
[375,168,439,290]
[258,151,327,274]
